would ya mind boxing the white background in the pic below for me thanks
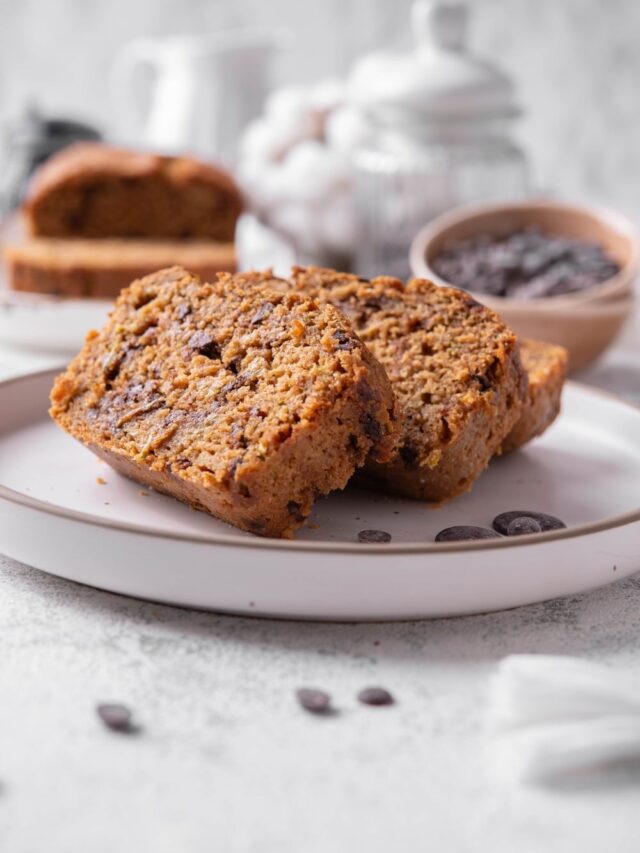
[1,0,639,218]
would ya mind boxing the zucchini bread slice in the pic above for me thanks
[502,338,568,453]
[50,266,398,538]
[287,267,527,502]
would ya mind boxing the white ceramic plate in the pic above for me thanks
[1,369,639,620]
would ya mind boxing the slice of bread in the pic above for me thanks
[24,143,243,242]
[287,267,527,502]
[5,237,236,299]
[50,266,399,538]
[502,338,568,452]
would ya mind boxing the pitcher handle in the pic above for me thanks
[109,38,160,144]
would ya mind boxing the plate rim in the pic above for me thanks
[1,367,639,555]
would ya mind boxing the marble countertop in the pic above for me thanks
[0,315,639,853]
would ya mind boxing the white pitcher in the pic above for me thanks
[110,28,289,165]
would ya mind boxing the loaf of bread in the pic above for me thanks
[50,266,399,538]
[24,143,243,242]
[502,338,567,453]
[5,237,236,299]
[286,267,527,502]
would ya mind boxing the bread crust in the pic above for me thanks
[50,266,399,538]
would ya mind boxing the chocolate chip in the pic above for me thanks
[296,688,331,714]
[435,526,502,542]
[358,529,392,543]
[250,301,274,326]
[287,500,305,522]
[96,703,133,733]
[333,329,357,350]
[493,511,566,535]
[357,687,395,706]
[188,331,220,359]
[361,413,382,444]
[506,516,543,536]
[399,442,419,469]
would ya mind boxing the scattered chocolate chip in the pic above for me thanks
[358,529,392,543]
[250,301,274,326]
[358,687,394,706]
[96,703,134,733]
[493,511,566,535]
[435,525,502,542]
[506,516,543,536]
[333,329,356,350]
[188,331,220,360]
[296,688,332,714]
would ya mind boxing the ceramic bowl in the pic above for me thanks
[409,200,639,371]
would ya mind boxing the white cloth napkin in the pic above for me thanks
[487,655,640,784]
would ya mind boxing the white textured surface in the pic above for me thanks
[2,554,640,852]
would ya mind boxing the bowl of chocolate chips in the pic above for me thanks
[410,200,638,371]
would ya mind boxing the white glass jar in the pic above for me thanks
[350,1,529,279]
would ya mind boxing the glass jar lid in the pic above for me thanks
[348,1,520,126]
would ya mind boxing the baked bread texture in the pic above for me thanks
[502,338,567,453]
[24,143,243,242]
[50,266,398,538]
[286,267,527,502]
[5,237,236,299]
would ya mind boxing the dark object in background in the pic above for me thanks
[432,227,620,300]
[357,687,395,706]
[0,106,101,216]
[96,702,134,733]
